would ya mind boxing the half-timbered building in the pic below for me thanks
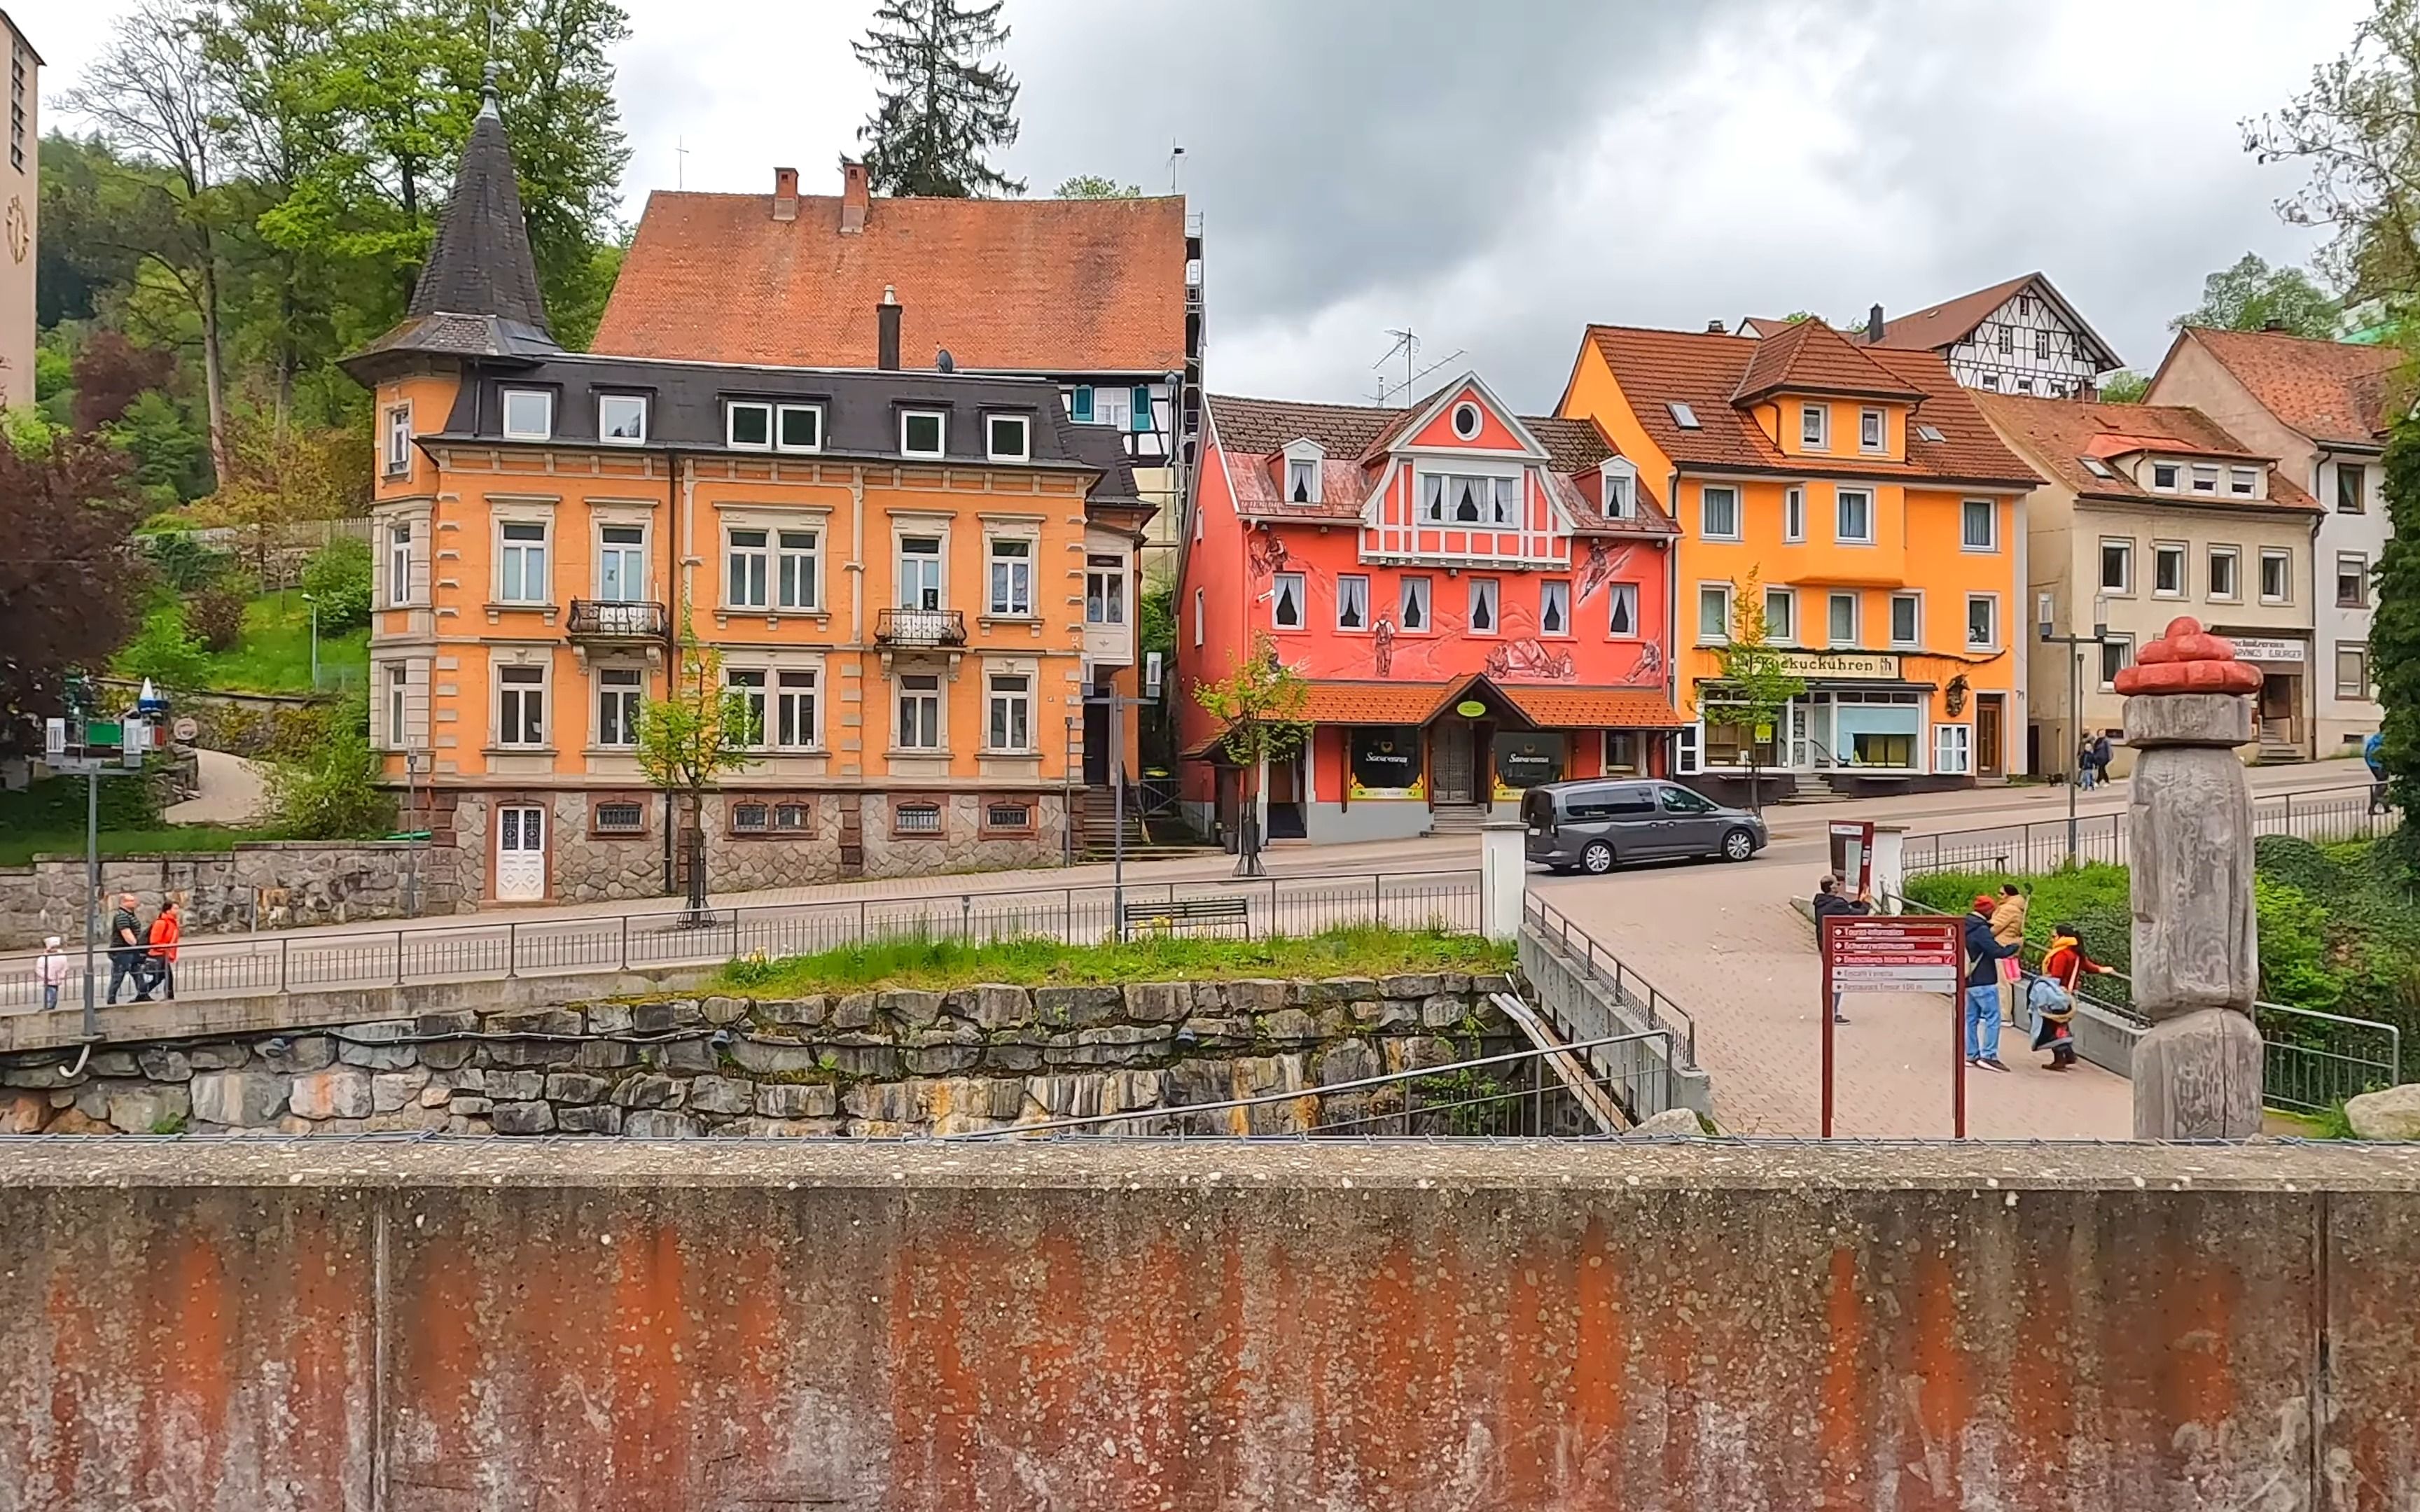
[1858,272,2122,398]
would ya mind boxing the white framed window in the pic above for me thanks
[1827,591,1858,646]
[1763,586,1795,643]
[1860,408,1885,452]
[1981,373,2001,391]
[2230,467,2258,497]
[1607,582,1639,638]
[985,414,1030,461]
[1468,578,1500,635]
[1961,498,1996,552]
[1701,485,1741,540]
[1674,723,1702,775]
[2019,294,2036,316]
[2035,329,2052,360]
[726,401,772,449]
[1452,401,1482,439]
[899,536,944,611]
[498,521,549,603]
[1783,486,1804,543]
[1601,462,1635,518]
[1934,723,1972,775]
[2099,636,2134,690]
[1800,404,1828,450]
[1335,574,1370,632]
[598,394,647,444]
[2100,538,2134,594]
[777,670,819,749]
[1271,571,1305,631]
[1835,488,1873,545]
[1998,328,2014,355]
[2339,463,2368,514]
[988,538,1033,616]
[2190,465,2219,493]
[1286,457,1319,503]
[1889,592,1921,647]
[2208,547,2239,602]
[1965,593,1998,649]
[2338,643,2372,699]
[1698,582,1732,645]
[2151,462,2179,491]
[596,524,645,603]
[1539,579,1571,636]
[774,530,819,610]
[501,389,552,441]
[900,410,947,458]
[2339,552,2370,609]
[1421,472,1516,525]
[724,668,767,747]
[596,666,642,748]
[2261,548,2293,603]
[388,522,413,606]
[777,403,823,452]
[384,664,408,750]
[896,673,942,750]
[1087,555,1127,625]
[726,528,770,609]
[986,672,1033,752]
[497,664,546,747]
[1400,577,1433,633]
[2153,542,2186,598]
[383,404,412,476]
[1092,387,1132,429]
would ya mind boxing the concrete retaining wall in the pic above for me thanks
[0,1140,2412,1508]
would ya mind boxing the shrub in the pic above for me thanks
[115,605,209,692]
[187,584,249,652]
[299,536,374,633]
[141,528,233,594]
[260,694,390,839]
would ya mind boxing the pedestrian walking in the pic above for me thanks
[106,893,148,1004]
[2091,732,2115,787]
[1961,894,2022,1072]
[1990,883,2028,1028]
[36,937,67,1013]
[2365,730,2388,815]
[143,899,181,1002]
[2076,736,2096,791]
[1811,873,1870,1024]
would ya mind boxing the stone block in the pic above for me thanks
[288,1068,373,1121]
[2348,1084,2420,1140]
[362,1109,446,1133]
[830,993,879,1030]
[700,995,748,1026]
[687,1076,756,1116]
[72,1085,112,1121]
[1379,974,1442,1000]
[631,1000,703,1033]
[489,1100,557,1135]
[486,1007,583,1037]
[1421,995,1468,1029]
[729,1037,823,1075]
[984,1045,1044,1072]
[952,984,1031,1029]
[555,1104,623,1135]
[585,1003,634,1035]
[1626,1106,1706,1137]
[544,1072,610,1105]
[823,1044,903,1079]
[1259,1009,1318,1042]
[575,1040,638,1070]
[106,1086,190,1134]
[418,1085,451,1110]
[371,1070,430,1114]
[1472,974,1513,996]
[481,1040,577,1068]
[756,1082,837,1119]
[187,1044,249,1070]
[653,1039,720,1074]
[2124,690,2255,748]
[485,1070,545,1102]
[1176,1016,1249,1049]
[611,1074,684,1110]
[1123,982,1190,1024]
[1316,1038,1382,1087]
[1308,977,1379,1005]
[137,1048,193,1082]
[622,1110,701,1138]
[448,1068,487,1093]
[1439,972,1472,995]
[720,1116,839,1138]
[190,1070,286,1127]
[879,989,947,1028]
[1164,1059,1235,1109]
[416,1010,480,1037]
[338,1040,422,1071]
[842,1081,922,1123]
[1358,1002,1417,1030]
[88,1051,140,1078]
[416,1042,475,1071]
[905,1045,984,1075]
[46,1108,113,1135]
[260,1035,335,1074]
[445,1114,492,1135]
[0,1091,48,1133]
[447,1095,493,1116]
[46,1089,73,1108]
[758,996,829,1028]
[1034,985,1122,1028]
[1224,979,1291,1014]
[340,1019,417,1043]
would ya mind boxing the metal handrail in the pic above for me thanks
[874,607,967,647]
[1905,782,2393,876]
[564,599,667,638]
[1521,892,1697,1068]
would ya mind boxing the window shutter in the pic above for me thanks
[1071,386,1094,423]
[1131,386,1153,432]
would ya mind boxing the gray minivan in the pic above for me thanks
[1521,779,1767,874]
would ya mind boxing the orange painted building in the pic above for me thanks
[1177,377,1681,844]
[343,85,1150,903]
[1559,320,2041,796]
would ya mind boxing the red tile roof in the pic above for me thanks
[592,189,1188,372]
[2167,327,2405,447]
[1973,394,2321,512]
[1584,326,2040,488]
[1862,273,2039,354]
[1295,682,1456,725]
[1500,687,1687,729]
[1730,318,1921,404]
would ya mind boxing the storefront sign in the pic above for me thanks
[1348,727,1426,799]
[1490,732,1566,798]
[2227,636,2306,664]
[1455,699,1489,718]
[1777,650,1903,680]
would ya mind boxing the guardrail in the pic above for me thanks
[0,869,1483,1016]
[1517,894,1706,1123]
[1903,782,2395,877]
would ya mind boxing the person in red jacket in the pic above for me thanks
[143,899,182,1002]
[2033,923,2113,1071]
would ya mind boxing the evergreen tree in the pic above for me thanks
[853,0,1024,198]
[2370,421,2420,855]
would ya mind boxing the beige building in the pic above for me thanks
[0,12,35,410]
[1976,394,2321,776]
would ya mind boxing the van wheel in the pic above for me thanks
[1581,841,1616,874]
[1720,827,1757,862]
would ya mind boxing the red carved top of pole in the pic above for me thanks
[2111,616,2263,695]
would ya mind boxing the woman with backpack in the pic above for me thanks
[2033,923,2115,1071]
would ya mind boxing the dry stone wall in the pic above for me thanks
[0,841,459,951]
[0,972,1517,1138]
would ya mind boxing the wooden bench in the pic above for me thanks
[1120,895,1250,934]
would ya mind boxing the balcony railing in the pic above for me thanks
[566,599,668,640]
[876,607,967,648]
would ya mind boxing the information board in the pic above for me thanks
[1822,916,1959,993]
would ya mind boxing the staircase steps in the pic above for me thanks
[1428,805,1491,836]
[2255,745,2307,766]
[1779,774,1853,805]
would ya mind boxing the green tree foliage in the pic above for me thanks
[634,619,761,898]
[1139,583,1176,659]
[1056,175,1140,199]
[1704,568,1804,813]
[2371,419,2420,867]
[854,0,1024,197]
[1191,634,1307,875]
[111,391,217,507]
[2245,2,2420,305]
[300,536,375,631]
[140,527,235,593]
[2174,252,2342,337]
[2097,370,2150,403]
[262,692,392,837]
[0,435,148,754]
[188,582,251,652]
[116,605,212,692]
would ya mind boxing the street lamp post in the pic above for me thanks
[2038,591,2114,866]
[299,592,321,691]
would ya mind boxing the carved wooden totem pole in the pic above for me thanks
[2113,617,2264,1138]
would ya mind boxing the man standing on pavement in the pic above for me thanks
[106,893,148,1004]
[2076,735,2096,791]
[1811,874,1869,1024]
[1962,894,2023,1072]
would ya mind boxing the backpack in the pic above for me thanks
[2026,974,2072,1020]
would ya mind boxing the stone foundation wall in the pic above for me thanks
[0,841,460,951]
[0,972,1517,1138]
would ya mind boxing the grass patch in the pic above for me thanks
[714,923,1514,996]
[195,590,370,694]
[0,825,278,867]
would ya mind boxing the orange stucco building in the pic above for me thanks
[1559,320,2041,796]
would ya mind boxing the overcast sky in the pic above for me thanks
[28,0,2366,408]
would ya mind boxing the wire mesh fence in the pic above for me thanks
[1903,783,2398,878]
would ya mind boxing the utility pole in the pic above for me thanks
[48,682,150,1041]
[2038,592,2113,865]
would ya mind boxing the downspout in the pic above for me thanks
[848,465,868,848]
[1667,466,1683,777]
[663,454,693,895]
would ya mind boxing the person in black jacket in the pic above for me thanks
[1811,874,1869,1024]
[105,892,149,1004]
[1962,895,2023,1071]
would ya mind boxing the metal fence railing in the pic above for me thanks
[0,869,1483,1018]
[1520,893,1696,1072]
[1903,783,2396,878]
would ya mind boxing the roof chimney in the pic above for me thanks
[2262,318,2290,332]
[877,285,901,371]
[772,167,798,223]
[841,158,870,234]
[1706,319,1726,335]
[1866,303,1885,343]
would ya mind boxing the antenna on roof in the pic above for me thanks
[674,135,688,190]
[1371,327,1465,406]
[936,349,954,373]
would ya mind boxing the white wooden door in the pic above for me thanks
[496,806,547,902]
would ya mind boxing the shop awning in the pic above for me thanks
[1498,687,1688,729]
[1293,681,1457,725]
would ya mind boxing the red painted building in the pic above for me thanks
[1177,376,1683,844]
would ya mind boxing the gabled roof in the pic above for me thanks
[1734,316,1797,340]
[1865,272,2122,372]
[1972,393,2320,512]
[1579,325,2040,489]
[1729,318,1921,404]
[593,183,1187,374]
[2158,327,2405,448]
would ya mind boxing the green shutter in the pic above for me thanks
[1071,386,1094,422]
[1131,386,1153,432]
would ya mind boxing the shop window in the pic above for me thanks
[1349,727,1423,794]
[1491,732,1564,792]
[1603,730,1642,775]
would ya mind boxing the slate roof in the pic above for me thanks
[1971,394,2321,513]
[1581,325,2041,489]
[2164,327,2405,447]
[593,185,1188,374]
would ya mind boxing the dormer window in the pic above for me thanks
[2151,461,2180,491]
[1280,440,1325,503]
[501,388,553,441]
[2231,467,2258,497]
[1860,408,1884,452]
[598,394,647,444]
[985,414,1029,462]
[726,401,773,449]
[900,410,946,458]
[1800,405,1828,450]
[2190,465,2219,494]
[1600,458,1636,519]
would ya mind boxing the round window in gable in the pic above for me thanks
[1452,402,1482,440]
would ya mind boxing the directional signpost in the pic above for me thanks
[1819,914,1967,1138]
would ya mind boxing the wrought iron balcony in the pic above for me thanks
[875,607,968,648]
[566,599,668,641]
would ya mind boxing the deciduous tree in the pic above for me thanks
[1055,174,1139,199]
[634,616,760,909]
[2370,421,2420,858]
[2174,252,2342,337]
[1192,634,1308,877]
[2245,1,2420,304]
[1704,568,1804,814]
[0,435,146,755]
[854,0,1024,198]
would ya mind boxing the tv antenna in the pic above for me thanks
[675,136,689,190]
[1372,326,1464,405]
